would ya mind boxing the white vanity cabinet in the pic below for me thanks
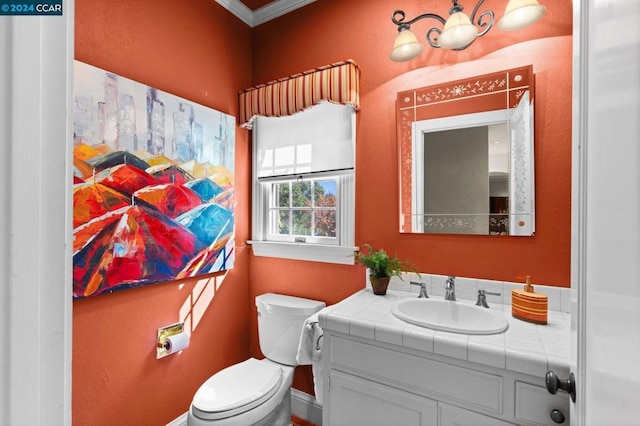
[439,403,514,426]
[327,370,438,425]
[321,332,570,426]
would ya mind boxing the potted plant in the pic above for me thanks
[355,244,419,295]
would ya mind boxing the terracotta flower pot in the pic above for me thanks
[370,275,391,295]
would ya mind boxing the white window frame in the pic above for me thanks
[248,106,357,264]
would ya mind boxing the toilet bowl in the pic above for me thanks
[187,293,325,426]
[187,358,294,426]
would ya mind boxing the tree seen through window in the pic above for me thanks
[272,179,336,238]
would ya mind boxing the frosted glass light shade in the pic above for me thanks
[390,28,424,62]
[498,0,546,31]
[437,11,478,49]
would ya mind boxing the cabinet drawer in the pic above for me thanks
[515,382,570,426]
[329,336,503,414]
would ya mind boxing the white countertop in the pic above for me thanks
[318,288,571,379]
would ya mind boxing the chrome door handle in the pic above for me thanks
[545,370,576,403]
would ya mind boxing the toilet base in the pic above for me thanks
[270,388,292,426]
[187,383,292,426]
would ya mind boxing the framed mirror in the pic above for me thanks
[397,66,535,236]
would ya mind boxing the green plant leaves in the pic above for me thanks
[354,243,418,279]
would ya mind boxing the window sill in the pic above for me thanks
[247,241,358,265]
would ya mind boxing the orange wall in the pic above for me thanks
[249,0,573,395]
[73,0,573,419]
[73,0,252,424]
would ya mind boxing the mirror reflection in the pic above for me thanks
[397,66,535,236]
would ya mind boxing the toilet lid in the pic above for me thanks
[192,358,283,420]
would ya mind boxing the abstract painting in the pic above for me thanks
[73,60,235,298]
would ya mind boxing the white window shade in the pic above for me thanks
[255,101,355,180]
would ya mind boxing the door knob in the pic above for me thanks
[545,370,576,402]
[550,409,566,423]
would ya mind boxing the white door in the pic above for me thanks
[570,0,640,425]
[0,3,73,424]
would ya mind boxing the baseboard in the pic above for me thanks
[291,389,323,425]
[166,411,188,426]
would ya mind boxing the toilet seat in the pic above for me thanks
[191,358,283,421]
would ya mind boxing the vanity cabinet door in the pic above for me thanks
[327,371,438,426]
[439,403,515,426]
[515,382,570,425]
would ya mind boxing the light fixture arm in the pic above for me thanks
[391,0,495,50]
[391,10,446,28]
[391,10,446,49]
[468,0,495,38]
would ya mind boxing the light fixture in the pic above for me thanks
[498,0,546,31]
[390,0,546,61]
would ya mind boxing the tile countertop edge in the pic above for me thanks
[318,289,571,378]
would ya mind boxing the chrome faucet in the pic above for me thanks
[475,289,502,308]
[444,276,456,301]
[410,281,429,298]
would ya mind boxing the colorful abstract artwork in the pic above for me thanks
[72,60,235,298]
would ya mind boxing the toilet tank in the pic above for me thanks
[255,293,326,366]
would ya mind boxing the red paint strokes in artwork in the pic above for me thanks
[147,164,194,185]
[95,164,157,196]
[134,183,202,218]
[73,205,203,297]
[72,182,130,228]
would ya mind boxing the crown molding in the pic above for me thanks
[253,0,317,26]
[215,0,316,27]
[215,0,253,25]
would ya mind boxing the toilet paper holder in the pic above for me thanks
[157,322,186,359]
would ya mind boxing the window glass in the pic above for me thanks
[267,178,338,242]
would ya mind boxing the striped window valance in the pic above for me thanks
[238,59,360,129]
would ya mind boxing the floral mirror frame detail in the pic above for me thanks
[397,65,535,236]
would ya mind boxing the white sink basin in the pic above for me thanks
[391,298,509,335]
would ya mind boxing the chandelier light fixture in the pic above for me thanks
[390,0,547,61]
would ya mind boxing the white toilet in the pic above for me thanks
[187,293,326,426]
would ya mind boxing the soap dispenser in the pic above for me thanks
[511,276,548,325]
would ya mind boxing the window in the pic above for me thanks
[249,102,357,264]
[269,178,338,243]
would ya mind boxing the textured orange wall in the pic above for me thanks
[72,0,574,416]
[249,0,573,395]
[73,0,252,424]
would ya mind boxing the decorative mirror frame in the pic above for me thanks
[397,65,535,235]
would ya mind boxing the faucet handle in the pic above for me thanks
[410,281,429,298]
[479,289,502,297]
[476,289,501,308]
[476,290,489,308]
